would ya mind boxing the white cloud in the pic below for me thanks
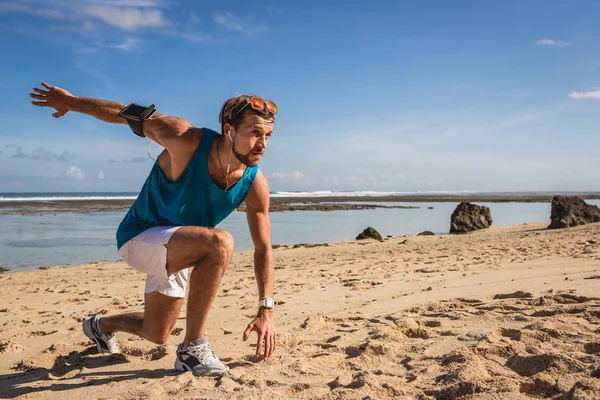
[86,0,163,6]
[65,166,85,180]
[0,1,168,30]
[271,171,305,179]
[0,3,29,13]
[83,4,168,31]
[97,37,139,51]
[97,170,105,180]
[214,12,267,35]
[0,0,214,47]
[11,146,73,162]
[160,30,210,43]
[1,1,254,48]
[569,90,600,100]
[535,38,570,47]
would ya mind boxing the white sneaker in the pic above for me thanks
[82,314,121,354]
[174,337,229,377]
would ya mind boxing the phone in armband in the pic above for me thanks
[120,103,157,138]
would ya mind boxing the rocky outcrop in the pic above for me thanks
[417,231,435,236]
[356,227,382,241]
[450,202,492,233]
[548,196,600,229]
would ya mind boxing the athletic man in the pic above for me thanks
[30,82,278,377]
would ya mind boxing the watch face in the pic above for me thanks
[266,298,274,308]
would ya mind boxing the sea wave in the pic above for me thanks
[269,190,478,198]
[0,196,138,202]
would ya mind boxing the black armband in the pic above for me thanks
[119,103,156,138]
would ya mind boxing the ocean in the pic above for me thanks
[1,192,599,272]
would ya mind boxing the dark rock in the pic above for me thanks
[0,267,8,274]
[417,231,435,236]
[450,202,492,233]
[548,195,600,229]
[427,207,434,209]
[292,243,328,248]
[356,227,382,241]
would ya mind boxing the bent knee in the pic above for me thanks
[210,229,234,264]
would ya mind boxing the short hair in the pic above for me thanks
[218,94,276,134]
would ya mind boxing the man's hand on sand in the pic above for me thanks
[30,82,74,118]
[243,309,277,360]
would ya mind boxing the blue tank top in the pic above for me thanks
[116,128,258,250]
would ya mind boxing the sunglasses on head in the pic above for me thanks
[234,95,278,116]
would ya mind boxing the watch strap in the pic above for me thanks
[258,297,275,309]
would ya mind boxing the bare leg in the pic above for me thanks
[182,247,232,345]
[98,226,233,346]
[164,227,234,346]
[99,292,183,344]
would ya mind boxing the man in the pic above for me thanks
[30,82,277,377]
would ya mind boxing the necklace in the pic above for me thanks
[217,136,246,191]
[216,137,229,190]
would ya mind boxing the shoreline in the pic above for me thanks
[1,193,600,215]
[0,221,587,275]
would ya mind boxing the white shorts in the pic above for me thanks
[118,226,189,298]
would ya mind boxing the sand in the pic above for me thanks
[1,222,599,399]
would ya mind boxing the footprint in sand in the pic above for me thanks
[0,339,25,353]
[119,344,169,361]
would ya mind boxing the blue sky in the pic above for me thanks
[0,0,598,193]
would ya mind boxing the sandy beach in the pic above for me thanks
[1,221,599,399]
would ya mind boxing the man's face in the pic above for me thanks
[230,114,274,167]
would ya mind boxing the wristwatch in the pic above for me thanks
[258,297,275,309]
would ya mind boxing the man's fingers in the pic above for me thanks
[33,88,48,95]
[271,334,277,358]
[264,334,271,359]
[256,334,264,356]
[266,335,273,359]
[52,111,63,118]
[30,93,46,100]
[243,325,252,341]
[31,101,48,107]
[41,82,54,90]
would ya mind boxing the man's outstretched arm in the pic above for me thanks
[242,170,277,360]
[29,82,195,152]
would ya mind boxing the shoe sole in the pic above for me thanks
[82,318,108,354]
[174,358,229,377]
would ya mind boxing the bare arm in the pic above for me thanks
[69,96,128,124]
[245,170,274,300]
[242,170,277,360]
[29,82,195,151]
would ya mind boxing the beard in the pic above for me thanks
[232,141,261,167]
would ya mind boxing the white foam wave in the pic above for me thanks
[270,190,478,198]
[0,196,138,202]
